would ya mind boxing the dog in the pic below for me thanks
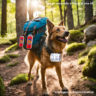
[25,19,69,96]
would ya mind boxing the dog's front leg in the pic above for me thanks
[55,66,68,91]
[41,68,49,96]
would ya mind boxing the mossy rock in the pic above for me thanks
[7,54,19,58]
[0,55,10,63]
[0,76,5,96]
[66,43,86,52]
[6,62,19,67]
[5,43,18,53]
[9,37,17,44]
[88,46,96,59]
[68,30,84,44]
[9,73,34,86]
[78,56,88,65]
[79,48,90,58]
[83,57,96,79]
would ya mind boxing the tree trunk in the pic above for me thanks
[59,0,63,20]
[76,0,80,25]
[64,0,67,26]
[44,0,46,17]
[16,0,27,46]
[51,5,53,21]
[29,0,33,20]
[1,0,7,36]
[85,0,93,24]
[66,0,74,30]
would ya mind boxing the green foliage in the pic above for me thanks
[0,76,5,96]
[66,43,86,52]
[7,0,16,33]
[0,55,10,63]
[6,62,19,67]
[78,56,88,65]
[79,48,90,58]
[5,43,18,53]
[0,33,16,45]
[7,54,19,58]
[9,74,34,86]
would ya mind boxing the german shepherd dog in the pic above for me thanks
[25,19,69,96]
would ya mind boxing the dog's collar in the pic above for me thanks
[45,45,62,55]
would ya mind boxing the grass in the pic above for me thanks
[6,62,19,67]
[9,73,34,86]
[0,33,16,45]
[5,43,18,53]
[7,54,19,58]
[78,56,88,65]
[0,76,5,96]
[0,55,10,63]
[66,43,86,52]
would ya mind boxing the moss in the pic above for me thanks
[67,52,74,56]
[79,48,90,58]
[9,37,17,44]
[68,30,84,44]
[88,46,96,59]
[0,33,16,45]
[9,73,34,86]
[78,56,88,65]
[87,77,96,82]
[0,55,10,63]
[6,62,19,67]
[2,41,12,45]
[0,76,5,96]
[66,43,86,52]
[78,25,90,32]
[7,54,19,58]
[83,57,96,79]
[5,43,18,53]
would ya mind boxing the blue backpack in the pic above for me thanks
[23,17,48,53]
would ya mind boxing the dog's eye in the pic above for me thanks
[56,28,60,32]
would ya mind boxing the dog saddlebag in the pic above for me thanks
[23,17,48,52]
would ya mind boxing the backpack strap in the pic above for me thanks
[23,21,32,48]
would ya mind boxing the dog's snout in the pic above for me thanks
[63,31,69,37]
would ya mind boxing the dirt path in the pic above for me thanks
[0,45,96,96]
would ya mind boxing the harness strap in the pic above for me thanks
[45,45,62,55]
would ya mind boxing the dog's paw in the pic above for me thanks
[43,91,49,96]
[27,81,32,85]
[62,87,68,91]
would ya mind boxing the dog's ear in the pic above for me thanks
[58,20,64,26]
[47,19,54,33]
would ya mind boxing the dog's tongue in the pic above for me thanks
[58,37,67,43]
